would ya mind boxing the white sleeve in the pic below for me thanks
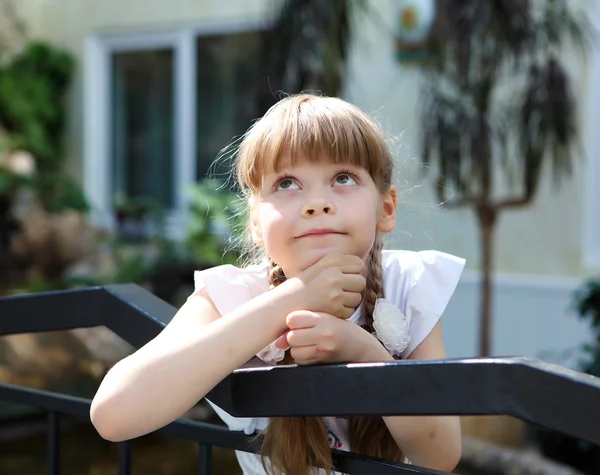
[205,399,269,435]
[381,250,465,358]
[192,264,255,317]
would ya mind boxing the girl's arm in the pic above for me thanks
[90,284,298,442]
[90,253,365,442]
[379,321,462,471]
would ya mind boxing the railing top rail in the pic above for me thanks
[2,284,599,445]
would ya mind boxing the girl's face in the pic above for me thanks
[252,155,397,278]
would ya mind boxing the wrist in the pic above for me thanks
[354,332,395,363]
[276,276,309,311]
[268,278,306,324]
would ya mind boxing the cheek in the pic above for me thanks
[349,196,379,224]
[256,203,289,251]
[257,203,285,231]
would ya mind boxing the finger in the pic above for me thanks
[295,357,320,366]
[320,254,364,274]
[275,331,291,350]
[342,274,366,292]
[339,261,365,274]
[342,290,362,309]
[340,306,356,320]
[287,328,319,347]
[290,345,319,365]
[286,310,318,330]
[338,257,365,274]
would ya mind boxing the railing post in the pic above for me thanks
[118,440,132,475]
[198,444,213,475]
[46,411,60,475]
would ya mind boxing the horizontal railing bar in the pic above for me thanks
[0,383,253,449]
[207,357,600,445]
[0,287,107,335]
[0,383,92,418]
[332,450,448,475]
[0,383,431,474]
[2,285,600,447]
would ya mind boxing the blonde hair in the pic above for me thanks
[233,94,403,474]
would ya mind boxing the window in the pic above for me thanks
[112,49,175,207]
[84,24,265,230]
[196,32,264,180]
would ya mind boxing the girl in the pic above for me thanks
[90,94,465,474]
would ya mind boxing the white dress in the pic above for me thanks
[191,250,465,475]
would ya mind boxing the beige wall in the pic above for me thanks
[14,0,600,280]
[345,0,597,279]
[20,0,273,193]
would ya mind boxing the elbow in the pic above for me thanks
[90,395,131,442]
[443,440,462,472]
[430,437,462,472]
[433,417,462,472]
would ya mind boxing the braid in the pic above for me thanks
[262,257,333,474]
[361,237,384,334]
[269,258,287,289]
[349,236,404,464]
[263,243,403,472]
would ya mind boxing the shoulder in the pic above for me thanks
[380,249,465,358]
[191,261,270,317]
[381,249,465,316]
[381,249,465,279]
[194,261,270,293]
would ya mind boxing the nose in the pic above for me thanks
[301,197,336,217]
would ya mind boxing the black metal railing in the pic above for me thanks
[1,284,600,475]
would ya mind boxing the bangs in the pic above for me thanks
[236,95,391,194]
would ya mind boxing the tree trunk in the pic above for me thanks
[477,204,497,357]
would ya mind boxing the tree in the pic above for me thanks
[263,0,592,357]
[420,0,592,356]
[258,0,362,110]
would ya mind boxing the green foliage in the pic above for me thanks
[258,0,365,110]
[113,195,165,218]
[534,277,600,472]
[184,179,247,266]
[573,278,600,377]
[0,41,87,212]
[0,167,29,195]
[33,172,88,212]
[0,42,72,159]
[421,0,593,205]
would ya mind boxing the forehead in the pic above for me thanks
[267,152,361,173]
[237,96,392,194]
[258,142,370,177]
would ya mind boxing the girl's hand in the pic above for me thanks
[284,253,366,320]
[275,310,390,365]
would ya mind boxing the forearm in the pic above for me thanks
[91,286,295,441]
[383,415,461,470]
[359,343,462,471]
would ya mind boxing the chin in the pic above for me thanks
[300,247,361,269]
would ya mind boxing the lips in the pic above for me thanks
[297,228,345,238]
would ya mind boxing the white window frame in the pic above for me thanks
[84,29,196,230]
[584,3,600,268]
[83,20,265,231]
